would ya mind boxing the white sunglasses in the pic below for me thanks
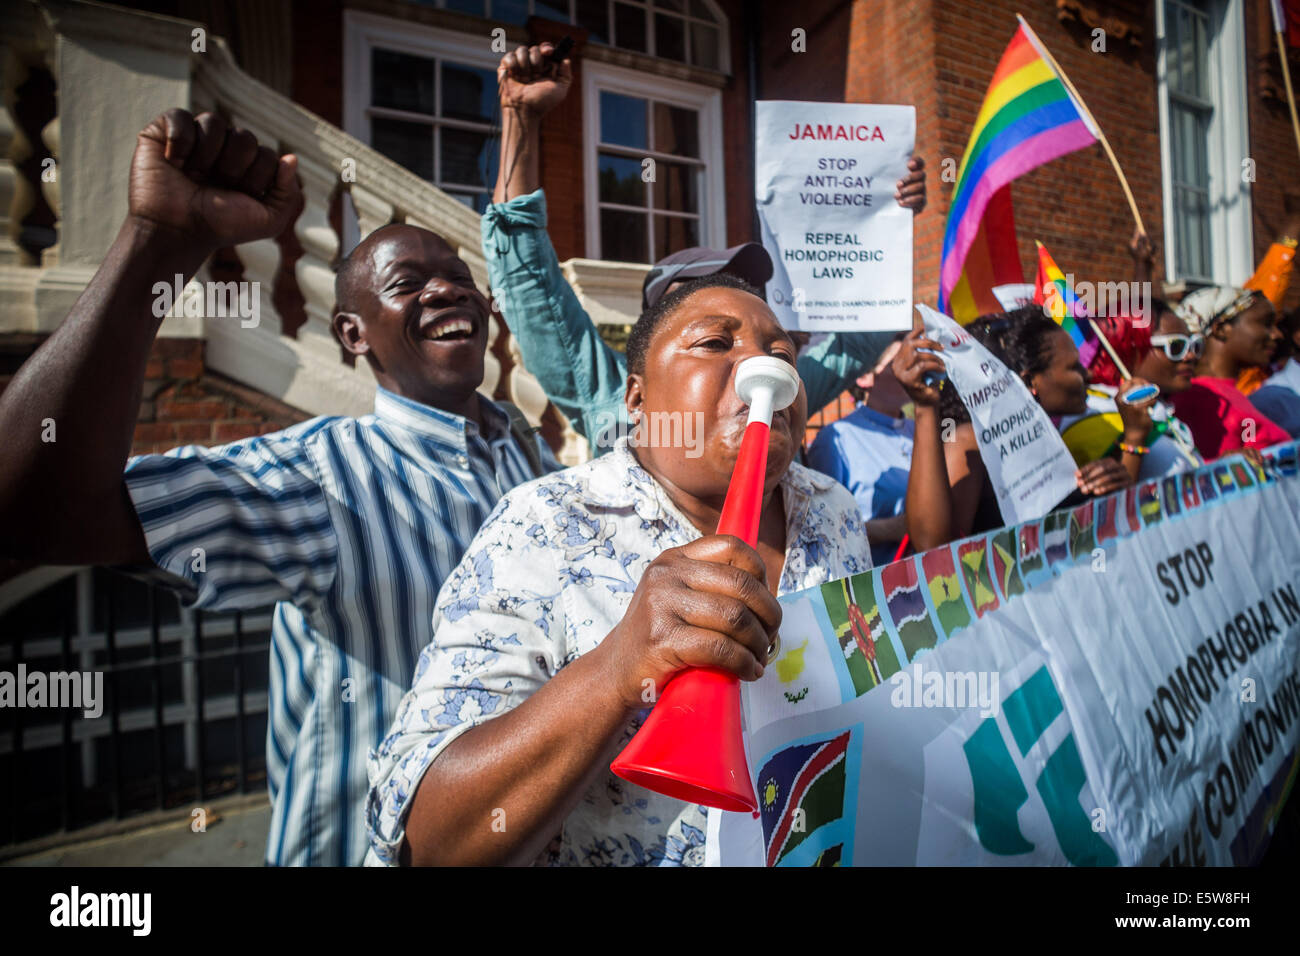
[1149,333,1204,362]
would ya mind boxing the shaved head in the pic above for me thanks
[335,223,455,316]
[329,222,490,418]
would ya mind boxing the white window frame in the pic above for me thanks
[582,59,726,260]
[343,10,504,249]
[1155,0,1253,285]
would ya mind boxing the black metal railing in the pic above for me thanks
[0,567,272,851]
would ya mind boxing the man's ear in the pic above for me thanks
[625,373,645,420]
[332,310,369,358]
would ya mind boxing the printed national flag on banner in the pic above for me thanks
[1069,500,1095,562]
[938,15,1101,318]
[1094,491,1123,547]
[1034,240,1099,367]
[757,730,855,867]
[881,560,942,659]
[989,528,1025,600]
[957,538,1001,617]
[922,547,973,638]
[821,573,900,695]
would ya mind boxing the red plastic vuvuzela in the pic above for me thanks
[611,356,801,813]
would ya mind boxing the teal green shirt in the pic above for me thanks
[482,189,894,454]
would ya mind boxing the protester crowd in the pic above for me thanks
[0,40,1296,868]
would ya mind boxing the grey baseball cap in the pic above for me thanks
[641,242,774,311]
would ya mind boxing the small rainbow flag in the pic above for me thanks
[939,15,1100,321]
[1033,240,1098,366]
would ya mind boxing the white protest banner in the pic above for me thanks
[708,444,1300,867]
[919,304,1078,524]
[755,101,914,332]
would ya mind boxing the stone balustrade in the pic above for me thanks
[0,0,651,466]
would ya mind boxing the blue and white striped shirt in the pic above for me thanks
[123,386,557,865]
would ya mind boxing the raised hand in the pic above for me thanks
[129,109,303,253]
[1075,456,1132,496]
[892,327,946,406]
[601,535,781,709]
[498,42,573,118]
[895,156,927,215]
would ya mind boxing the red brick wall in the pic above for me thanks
[0,335,310,457]
[134,340,311,455]
[1246,0,1300,311]
[531,17,589,261]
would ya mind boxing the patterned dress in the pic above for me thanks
[366,438,871,865]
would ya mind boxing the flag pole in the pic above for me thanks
[1017,14,1146,236]
[1019,13,1136,380]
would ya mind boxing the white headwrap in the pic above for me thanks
[1174,285,1262,335]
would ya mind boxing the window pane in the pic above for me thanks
[652,102,699,157]
[372,117,433,179]
[689,0,714,18]
[602,208,649,261]
[601,91,648,148]
[446,190,492,214]
[655,11,687,61]
[599,153,647,206]
[442,63,497,124]
[444,0,485,15]
[534,0,570,24]
[690,22,719,69]
[654,214,699,261]
[652,160,699,213]
[442,126,496,187]
[615,1,648,52]
[372,49,434,114]
[493,0,530,25]
[575,0,609,43]
[657,0,687,11]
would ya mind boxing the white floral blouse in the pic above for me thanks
[365,437,872,866]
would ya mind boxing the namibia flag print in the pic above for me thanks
[756,727,861,867]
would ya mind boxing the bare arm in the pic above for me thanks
[400,535,779,866]
[0,223,204,564]
[493,43,570,204]
[0,110,301,564]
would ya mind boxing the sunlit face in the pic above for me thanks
[1135,311,1198,395]
[1216,298,1280,369]
[625,287,806,504]
[1026,327,1088,416]
[335,225,491,408]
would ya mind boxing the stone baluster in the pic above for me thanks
[38,115,56,267]
[292,153,339,330]
[0,41,34,265]
[348,181,393,240]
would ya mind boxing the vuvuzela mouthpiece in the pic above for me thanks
[734,355,801,426]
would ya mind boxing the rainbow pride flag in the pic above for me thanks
[1033,240,1098,365]
[939,15,1100,321]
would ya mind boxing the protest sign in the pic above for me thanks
[919,304,1079,524]
[708,443,1300,866]
[755,101,914,332]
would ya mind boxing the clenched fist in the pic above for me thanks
[498,42,572,118]
[128,109,304,253]
[601,535,781,710]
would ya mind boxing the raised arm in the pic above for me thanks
[485,42,627,445]
[0,110,301,564]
